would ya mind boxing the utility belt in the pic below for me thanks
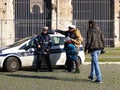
[40,42,49,44]
[37,50,50,55]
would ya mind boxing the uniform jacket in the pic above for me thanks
[84,26,105,53]
[35,33,52,54]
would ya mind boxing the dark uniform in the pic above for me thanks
[35,32,53,72]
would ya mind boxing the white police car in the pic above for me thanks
[0,34,85,72]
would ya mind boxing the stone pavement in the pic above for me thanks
[0,64,120,90]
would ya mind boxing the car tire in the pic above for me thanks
[4,57,20,72]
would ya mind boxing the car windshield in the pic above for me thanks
[8,36,34,47]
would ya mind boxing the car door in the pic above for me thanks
[19,38,37,67]
[50,36,66,65]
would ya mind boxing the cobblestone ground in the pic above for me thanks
[0,64,120,90]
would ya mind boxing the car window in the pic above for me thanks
[28,38,36,47]
[20,38,36,50]
[20,44,27,49]
[8,36,33,47]
[51,36,64,46]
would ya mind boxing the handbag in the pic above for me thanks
[101,50,105,54]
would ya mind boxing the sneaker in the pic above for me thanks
[88,76,94,81]
[93,80,102,83]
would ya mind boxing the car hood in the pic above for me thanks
[0,46,11,51]
[0,46,19,54]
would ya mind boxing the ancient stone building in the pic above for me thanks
[0,0,120,47]
[0,0,14,46]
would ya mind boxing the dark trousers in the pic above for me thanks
[36,53,52,71]
[66,55,80,72]
[74,59,80,70]
[66,59,74,72]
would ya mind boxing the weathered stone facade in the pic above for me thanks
[30,0,44,13]
[51,0,72,30]
[0,0,14,46]
[114,0,120,47]
[0,0,120,47]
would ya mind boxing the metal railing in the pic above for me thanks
[0,19,117,48]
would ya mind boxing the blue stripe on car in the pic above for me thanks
[0,47,83,57]
[0,53,22,57]
[79,47,83,51]
[0,52,34,57]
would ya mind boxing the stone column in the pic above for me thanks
[51,0,58,30]
[51,0,72,30]
[114,0,120,47]
[0,0,14,47]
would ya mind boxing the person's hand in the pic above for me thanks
[66,40,73,44]
[38,45,41,48]
[46,49,49,51]
[70,39,75,43]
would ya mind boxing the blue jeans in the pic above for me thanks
[90,50,102,81]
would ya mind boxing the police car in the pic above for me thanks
[0,34,85,72]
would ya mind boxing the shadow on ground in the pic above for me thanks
[2,73,90,83]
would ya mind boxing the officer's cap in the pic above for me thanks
[42,26,49,30]
[68,25,76,29]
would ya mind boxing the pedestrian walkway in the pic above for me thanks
[0,64,120,90]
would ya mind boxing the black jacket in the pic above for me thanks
[85,26,105,53]
[55,29,83,48]
[35,33,52,54]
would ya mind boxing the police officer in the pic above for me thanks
[35,26,53,72]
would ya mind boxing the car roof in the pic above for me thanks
[49,34,65,37]
[32,34,64,38]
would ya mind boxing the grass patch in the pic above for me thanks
[104,48,120,55]
[85,58,120,62]
[85,47,120,62]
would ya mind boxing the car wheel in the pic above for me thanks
[4,57,20,72]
